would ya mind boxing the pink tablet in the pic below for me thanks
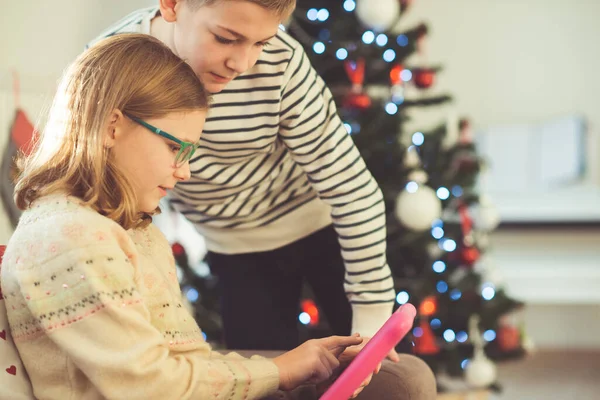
[320,303,417,400]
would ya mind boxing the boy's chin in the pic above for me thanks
[204,82,228,94]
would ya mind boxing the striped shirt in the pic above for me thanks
[89,7,395,337]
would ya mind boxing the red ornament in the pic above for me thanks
[412,68,436,89]
[414,320,440,355]
[497,325,521,352]
[390,64,404,86]
[461,246,480,266]
[419,296,437,317]
[343,93,371,110]
[343,58,371,110]
[172,242,185,257]
[301,299,320,326]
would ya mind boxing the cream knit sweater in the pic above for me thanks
[0,193,279,399]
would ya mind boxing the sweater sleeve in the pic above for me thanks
[12,241,279,400]
[278,44,396,337]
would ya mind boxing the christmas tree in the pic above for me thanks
[286,0,529,391]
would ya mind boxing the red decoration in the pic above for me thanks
[419,296,437,317]
[497,325,521,352]
[6,365,17,375]
[461,246,480,266]
[0,330,6,340]
[458,204,480,266]
[412,68,436,89]
[414,320,440,355]
[301,299,320,326]
[343,93,371,110]
[390,64,404,86]
[172,242,185,257]
[343,58,371,110]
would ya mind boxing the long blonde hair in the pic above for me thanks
[14,33,209,230]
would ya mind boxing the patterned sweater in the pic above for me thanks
[88,7,395,337]
[0,194,279,400]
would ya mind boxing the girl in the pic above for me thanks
[0,34,368,399]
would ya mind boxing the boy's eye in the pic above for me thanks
[215,35,235,45]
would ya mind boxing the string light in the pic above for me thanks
[185,287,199,302]
[483,330,497,342]
[405,181,418,193]
[443,329,456,342]
[376,34,388,46]
[413,327,424,337]
[336,48,348,60]
[430,318,441,329]
[362,31,375,44]
[431,226,444,239]
[437,187,450,200]
[482,283,496,300]
[298,312,311,325]
[450,289,462,300]
[400,69,412,82]
[385,102,398,115]
[412,132,424,146]
[307,8,318,21]
[452,185,464,197]
[316,8,330,22]
[456,331,469,343]
[440,239,457,252]
[436,281,448,293]
[396,34,409,46]
[313,42,326,54]
[383,49,396,62]
[432,260,446,273]
[396,291,410,304]
[343,0,356,12]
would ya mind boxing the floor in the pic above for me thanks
[491,350,600,400]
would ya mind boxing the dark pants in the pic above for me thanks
[207,225,352,350]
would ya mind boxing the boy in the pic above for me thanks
[90,0,396,354]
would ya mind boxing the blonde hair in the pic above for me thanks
[14,33,209,230]
[186,0,296,19]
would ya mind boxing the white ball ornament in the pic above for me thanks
[472,195,501,231]
[464,356,497,388]
[355,0,400,31]
[395,184,442,231]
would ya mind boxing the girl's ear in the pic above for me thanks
[104,109,125,149]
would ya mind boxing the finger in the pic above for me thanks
[323,347,341,372]
[351,386,364,399]
[388,348,400,362]
[322,335,364,357]
[375,362,382,374]
[361,372,373,388]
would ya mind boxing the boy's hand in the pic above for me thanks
[273,335,363,391]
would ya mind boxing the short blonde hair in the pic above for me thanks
[186,0,296,19]
[14,34,209,230]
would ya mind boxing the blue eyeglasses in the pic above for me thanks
[124,112,200,168]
